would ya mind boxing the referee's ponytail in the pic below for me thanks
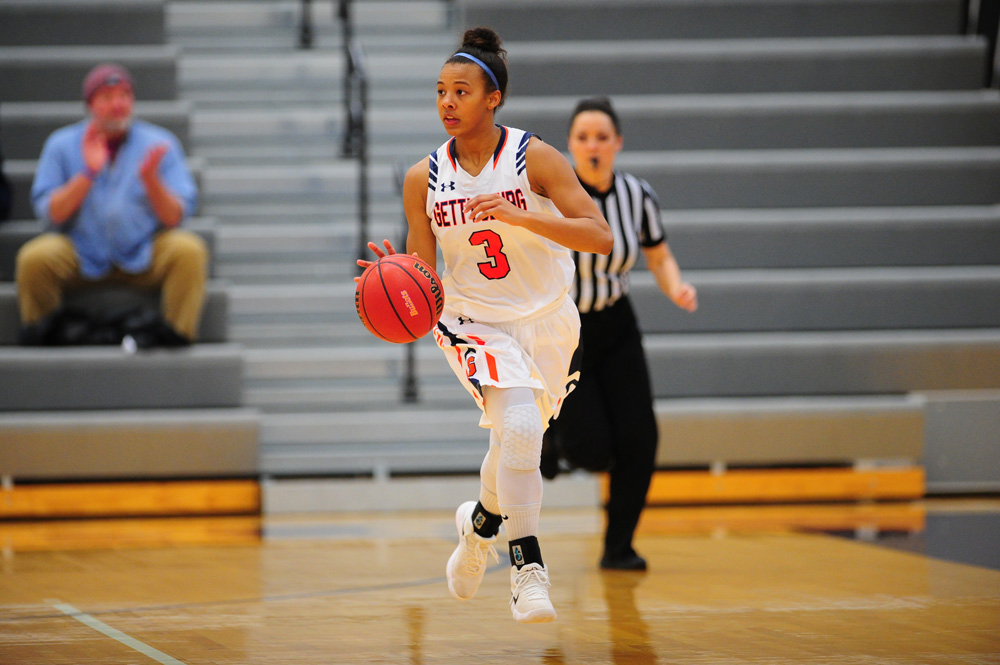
[447,27,509,110]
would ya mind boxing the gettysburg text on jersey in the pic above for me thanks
[432,189,528,227]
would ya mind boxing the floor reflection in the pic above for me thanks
[602,571,657,665]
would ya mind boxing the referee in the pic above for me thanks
[542,97,697,571]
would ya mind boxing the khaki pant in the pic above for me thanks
[16,230,208,341]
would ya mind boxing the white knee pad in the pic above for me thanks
[501,403,544,471]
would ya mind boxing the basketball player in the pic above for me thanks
[358,27,612,623]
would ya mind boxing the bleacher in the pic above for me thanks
[0,0,259,521]
[1,0,998,523]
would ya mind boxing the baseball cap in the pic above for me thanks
[82,63,134,103]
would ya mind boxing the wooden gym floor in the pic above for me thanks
[1,502,999,664]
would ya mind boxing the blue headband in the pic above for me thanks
[453,52,500,91]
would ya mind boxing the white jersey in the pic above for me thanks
[425,126,576,323]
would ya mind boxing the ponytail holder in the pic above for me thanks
[454,52,500,90]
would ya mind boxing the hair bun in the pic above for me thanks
[462,27,505,58]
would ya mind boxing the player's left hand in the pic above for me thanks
[463,193,525,226]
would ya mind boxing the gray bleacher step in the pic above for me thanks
[217,224,357,261]
[228,283,356,317]
[630,266,1000,334]
[662,205,1000,269]
[178,51,427,91]
[167,0,447,35]
[261,407,482,446]
[652,394,925,468]
[202,201,403,226]
[168,31,450,53]
[202,162,396,199]
[192,106,440,140]
[245,375,469,412]
[506,36,988,95]
[0,282,231,345]
[644,328,1000,398]
[501,90,1000,150]
[0,0,166,47]
[190,106,442,162]
[0,408,259,481]
[229,321,372,347]
[191,143,343,166]
[0,101,194,160]
[178,86,430,108]
[243,339,448,382]
[0,344,245,411]
[462,0,965,41]
[215,261,359,284]
[0,45,181,103]
[259,439,487,477]
[618,146,1000,209]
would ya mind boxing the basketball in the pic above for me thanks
[355,253,444,344]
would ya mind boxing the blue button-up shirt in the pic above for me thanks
[31,119,198,279]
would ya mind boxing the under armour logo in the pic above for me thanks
[440,181,456,191]
[457,316,474,325]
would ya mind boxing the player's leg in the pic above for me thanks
[483,385,556,623]
[446,432,503,600]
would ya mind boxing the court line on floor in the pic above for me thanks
[48,600,189,665]
[0,563,508,624]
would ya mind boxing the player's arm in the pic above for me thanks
[403,157,438,272]
[462,137,612,255]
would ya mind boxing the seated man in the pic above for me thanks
[16,63,206,342]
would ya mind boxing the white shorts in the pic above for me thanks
[432,297,582,429]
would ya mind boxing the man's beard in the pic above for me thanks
[99,115,132,136]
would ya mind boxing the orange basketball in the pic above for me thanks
[355,254,444,344]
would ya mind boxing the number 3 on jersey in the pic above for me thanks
[469,229,510,279]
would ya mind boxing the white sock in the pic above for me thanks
[478,435,501,516]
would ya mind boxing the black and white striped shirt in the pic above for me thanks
[571,170,665,313]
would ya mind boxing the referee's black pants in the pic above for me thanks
[546,296,659,559]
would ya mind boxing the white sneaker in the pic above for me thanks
[446,501,499,600]
[509,563,556,623]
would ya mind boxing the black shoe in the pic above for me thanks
[600,552,647,571]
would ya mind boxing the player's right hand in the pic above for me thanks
[354,240,397,282]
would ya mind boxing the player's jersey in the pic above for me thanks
[425,125,575,323]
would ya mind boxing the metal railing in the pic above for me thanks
[394,161,420,403]
[334,1,370,270]
[298,1,369,267]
